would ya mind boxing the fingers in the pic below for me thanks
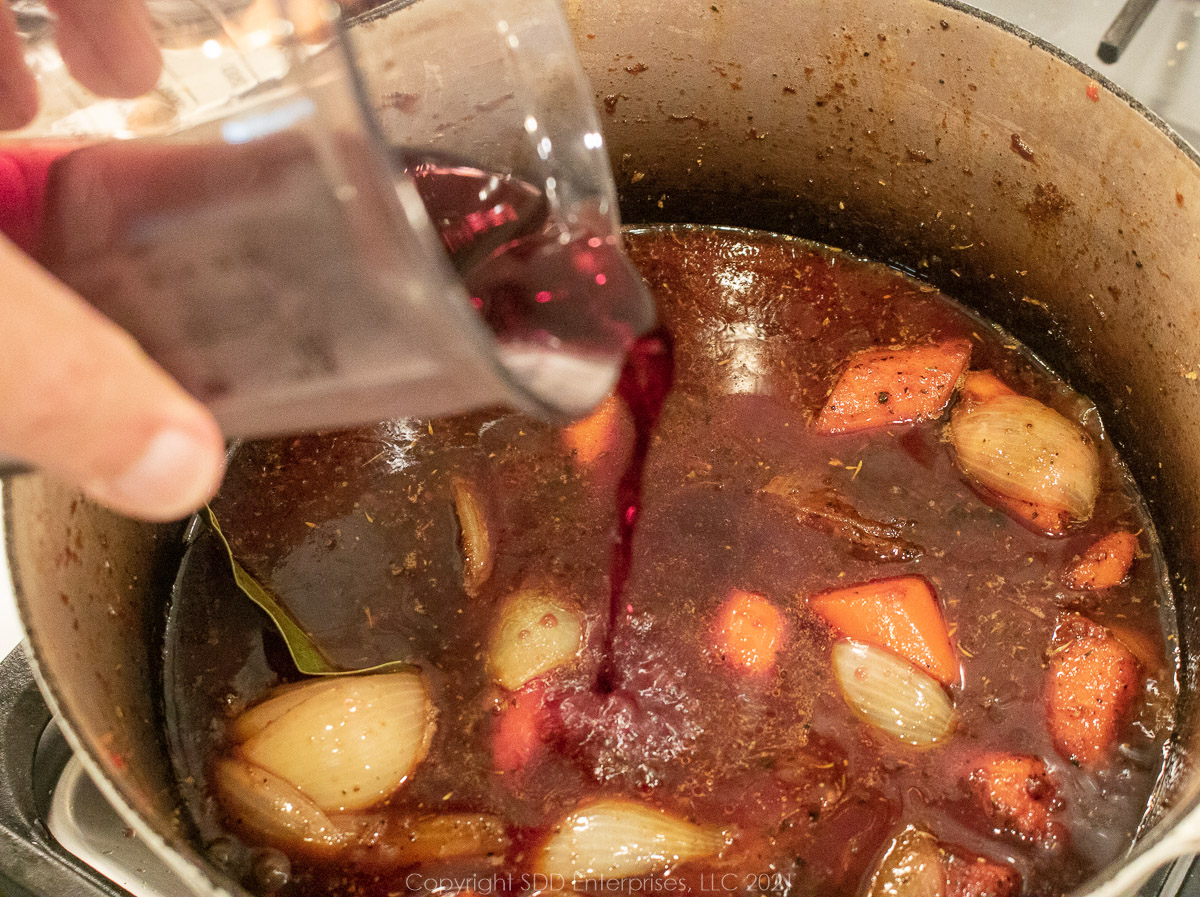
[45,0,162,99]
[0,4,38,130]
[0,237,226,521]
[0,1,205,521]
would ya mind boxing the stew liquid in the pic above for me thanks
[164,225,1177,897]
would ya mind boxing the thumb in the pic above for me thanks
[0,238,225,521]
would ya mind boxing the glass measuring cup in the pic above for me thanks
[1,0,654,438]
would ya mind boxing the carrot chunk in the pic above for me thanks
[1054,613,1160,671]
[492,682,547,773]
[563,395,626,464]
[1046,616,1141,768]
[1105,624,1162,674]
[712,589,785,674]
[960,370,1017,407]
[943,849,1021,897]
[1063,532,1138,590]
[809,576,959,685]
[816,339,972,434]
[966,753,1064,847]
[1051,612,1108,645]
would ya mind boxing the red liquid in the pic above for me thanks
[0,142,78,253]
[602,328,674,686]
[400,151,548,275]
[173,226,1176,897]
[402,151,653,364]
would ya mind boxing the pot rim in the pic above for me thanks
[930,0,1200,168]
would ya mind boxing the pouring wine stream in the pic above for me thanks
[598,327,674,692]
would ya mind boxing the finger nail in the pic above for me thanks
[89,426,224,521]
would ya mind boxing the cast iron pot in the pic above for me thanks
[6,1,1200,895]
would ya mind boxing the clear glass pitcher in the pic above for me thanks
[1,0,654,437]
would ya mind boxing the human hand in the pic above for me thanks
[0,0,227,522]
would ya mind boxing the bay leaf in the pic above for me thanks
[204,507,411,677]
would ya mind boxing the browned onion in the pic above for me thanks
[534,798,728,881]
[949,395,1100,519]
[237,671,436,813]
[212,757,348,853]
[864,825,945,897]
[452,477,494,596]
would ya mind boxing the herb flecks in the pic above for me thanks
[204,507,410,677]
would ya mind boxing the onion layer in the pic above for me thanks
[229,678,344,743]
[535,798,728,881]
[832,639,954,747]
[865,825,945,897]
[365,813,511,867]
[213,757,347,852]
[452,477,494,597]
[489,589,584,690]
[237,671,435,812]
[949,395,1099,520]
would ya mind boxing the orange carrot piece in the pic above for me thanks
[1046,622,1141,768]
[1051,612,1108,646]
[984,489,1070,536]
[816,339,972,434]
[966,753,1063,847]
[1106,624,1162,674]
[1063,532,1138,590]
[492,682,546,773]
[563,395,625,464]
[712,589,785,674]
[960,370,1017,407]
[1053,612,1160,672]
[943,849,1021,897]
[809,576,959,685]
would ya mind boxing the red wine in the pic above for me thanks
[399,151,548,275]
[0,142,74,254]
[401,153,674,694]
[601,328,674,686]
[401,151,653,365]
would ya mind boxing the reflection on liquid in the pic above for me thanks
[365,419,425,473]
[718,320,771,394]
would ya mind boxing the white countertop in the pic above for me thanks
[979,0,1200,148]
[0,0,1198,657]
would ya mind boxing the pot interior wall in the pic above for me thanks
[6,1,1200,896]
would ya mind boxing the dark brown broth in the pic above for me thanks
[163,225,1177,897]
